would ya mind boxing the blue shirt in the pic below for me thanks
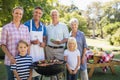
[24,19,47,36]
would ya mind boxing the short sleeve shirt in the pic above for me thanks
[64,49,80,70]
[46,22,69,46]
[24,19,47,36]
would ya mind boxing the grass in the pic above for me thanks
[0,38,120,80]
[86,38,120,51]
[0,59,7,80]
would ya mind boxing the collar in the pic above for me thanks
[18,54,28,58]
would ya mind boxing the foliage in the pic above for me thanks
[110,28,120,46]
[0,0,54,27]
[103,22,120,36]
[102,0,120,23]
[54,4,88,34]
[103,22,120,46]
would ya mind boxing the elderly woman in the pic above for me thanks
[69,18,89,80]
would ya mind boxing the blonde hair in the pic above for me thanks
[67,37,77,50]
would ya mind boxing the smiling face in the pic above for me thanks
[68,41,76,51]
[71,22,78,32]
[18,42,28,56]
[67,37,77,51]
[51,11,59,23]
[12,9,23,22]
[33,9,43,21]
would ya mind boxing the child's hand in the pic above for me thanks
[72,70,78,74]
[68,69,73,74]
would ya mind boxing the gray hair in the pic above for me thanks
[50,9,59,16]
[69,18,79,26]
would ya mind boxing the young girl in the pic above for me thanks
[11,40,32,80]
[64,37,80,80]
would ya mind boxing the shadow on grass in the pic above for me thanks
[89,66,120,80]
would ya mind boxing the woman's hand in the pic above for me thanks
[10,56,16,64]
[81,56,85,64]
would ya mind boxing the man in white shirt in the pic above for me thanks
[46,9,69,80]
[46,9,69,60]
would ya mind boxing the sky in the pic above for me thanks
[58,0,112,10]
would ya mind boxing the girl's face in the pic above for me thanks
[12,9,23,22]
[68,41,76,51]
[18,43,28,56]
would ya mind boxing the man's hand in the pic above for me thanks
[40,42,46,47]
[31,39,40,45]
[51,40,62,45]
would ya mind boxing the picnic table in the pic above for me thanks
[86,50,115,78]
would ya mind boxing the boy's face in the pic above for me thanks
[18,43,28,56]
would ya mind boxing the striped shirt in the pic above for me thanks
[1,22,30,65]
[11,54,32,80]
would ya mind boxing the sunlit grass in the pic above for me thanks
[86,38,120,50]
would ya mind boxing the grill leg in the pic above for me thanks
[56,75,59,80]
[40,75,43,80]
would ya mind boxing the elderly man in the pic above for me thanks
[46,9,69,80]
[46,9,69,60]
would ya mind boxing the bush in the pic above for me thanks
[110,28,120,46]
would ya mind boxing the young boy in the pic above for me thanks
[64,37,80,80]
[11,40,33,80]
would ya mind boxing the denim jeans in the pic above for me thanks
[6,65,14,80]
[33,76,40,80]
[66,70,78,80]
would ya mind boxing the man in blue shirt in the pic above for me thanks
[24,6,47,80]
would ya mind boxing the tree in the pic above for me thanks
[0,0,54,27]
[85,1,103,38]
[102,0,120,23]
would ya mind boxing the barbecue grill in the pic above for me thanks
[33,60,66,80]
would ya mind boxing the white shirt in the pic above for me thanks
[46,22,69,46]
[64,49,80,70]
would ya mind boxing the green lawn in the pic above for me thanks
[0,59,7,80]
